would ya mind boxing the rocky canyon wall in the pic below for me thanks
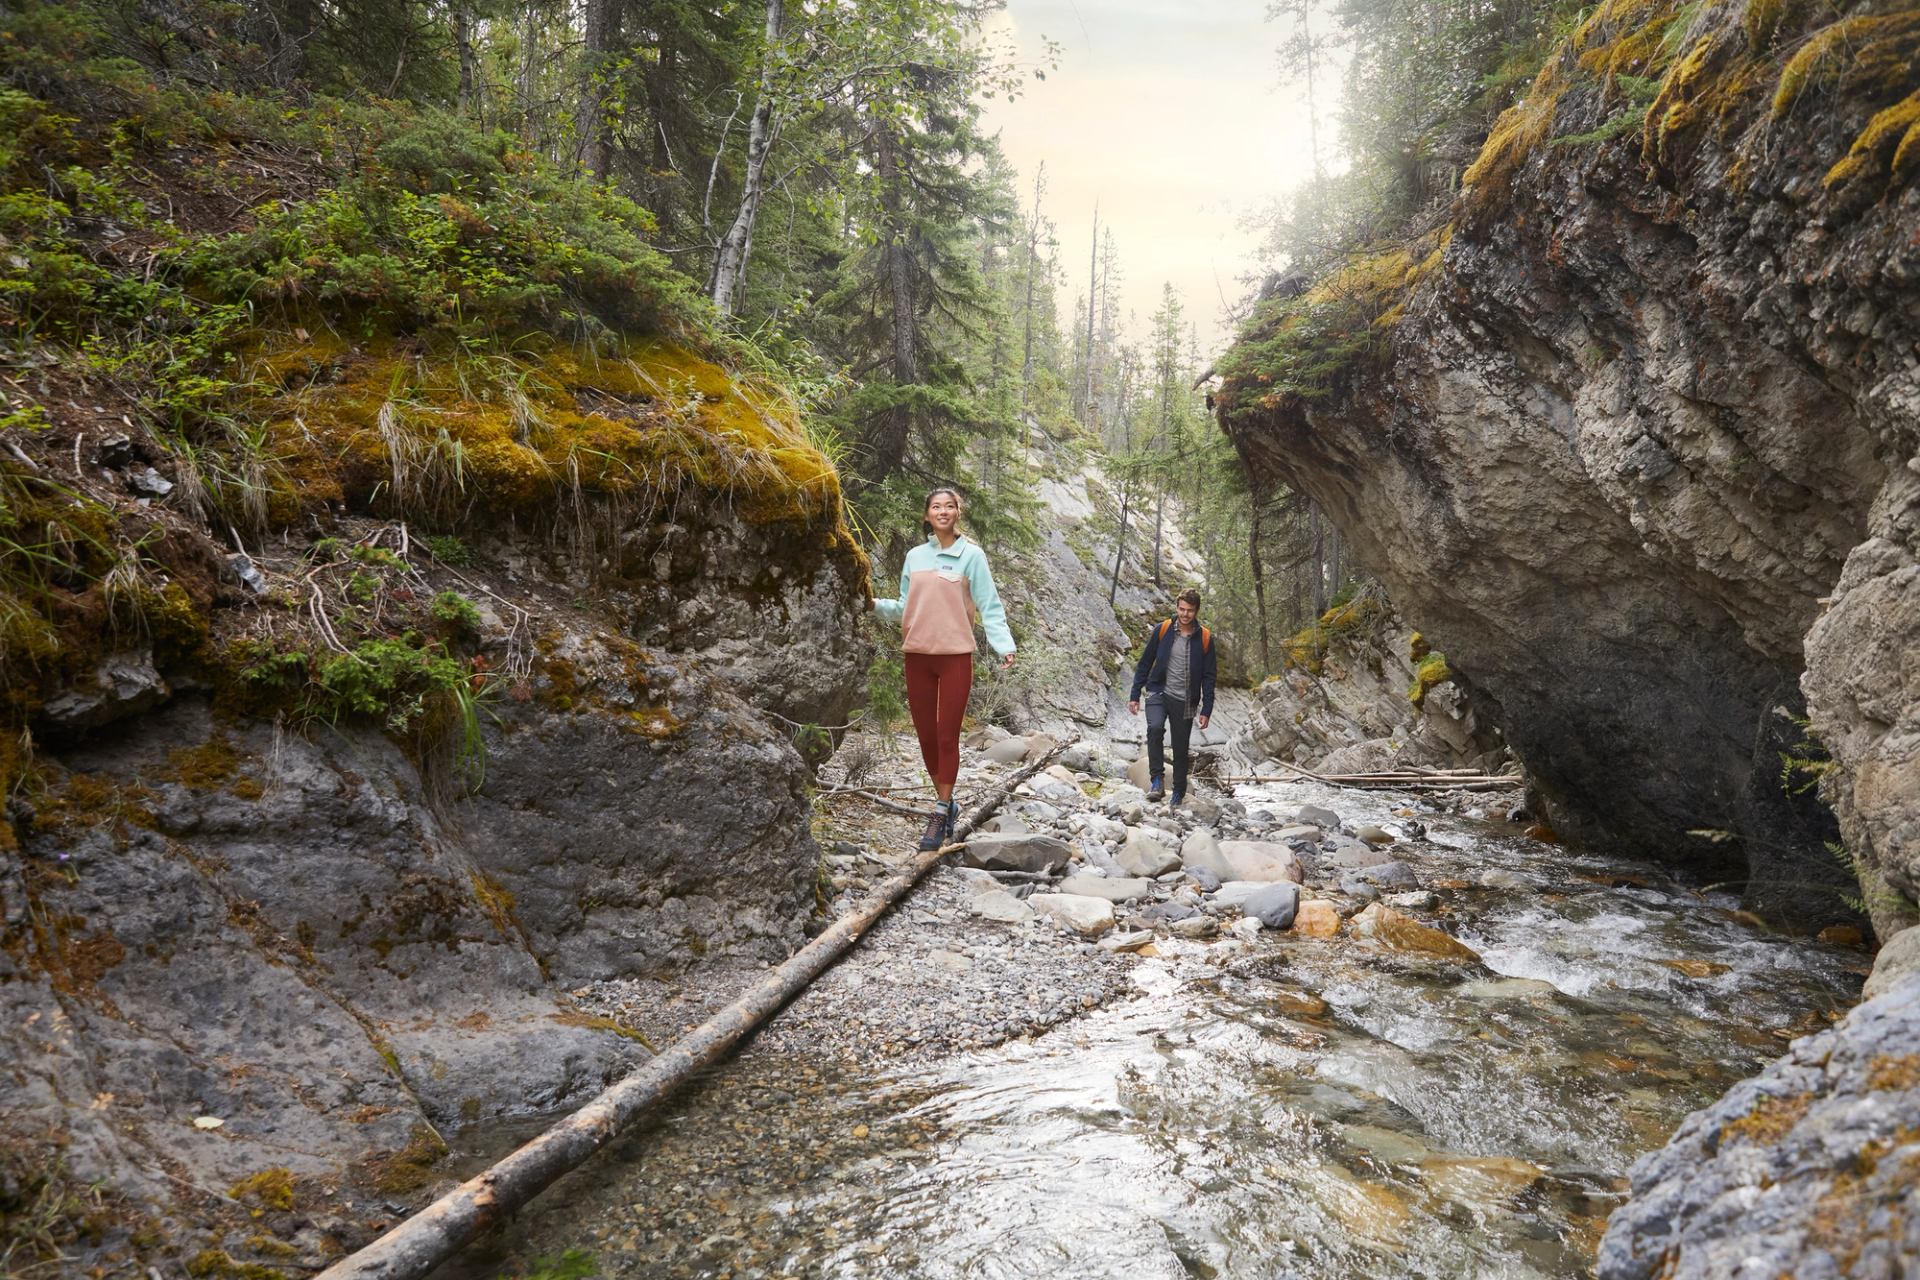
[1219,0,1919,934]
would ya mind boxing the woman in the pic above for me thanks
[872,488,1016,850]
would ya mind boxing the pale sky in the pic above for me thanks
[979,0,1322,356]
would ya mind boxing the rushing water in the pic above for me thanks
[447,781,1864,1279]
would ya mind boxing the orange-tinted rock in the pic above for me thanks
[1292,899,1342,937]
[1349,903,1481,962]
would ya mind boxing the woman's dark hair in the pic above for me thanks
[921,487,964,537]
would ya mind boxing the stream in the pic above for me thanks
[443,778,1864,1279]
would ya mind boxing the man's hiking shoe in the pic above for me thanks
[1169,790,1184,808]
[1146,780,1166,802]
[918,808,946,852]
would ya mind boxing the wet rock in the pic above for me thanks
[1293,899,1341,936]
[962,832,1073,875]
[971,890,1036,924]
[1386,890,1438,910]
[1350,860,1420,890]
[1459,977,1559,1000]
[1057,873,1153,904]
[1029,893,1115,936]
[1478,869,1528,890]
[1324,837,1392,869]
[1421,1155,1543,1208]
[1598,974,1920,1280]
[1115,828,1181,878]
[1349,903,1481,963]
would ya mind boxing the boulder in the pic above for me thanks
[1386,890,1438,910]
[1116,828,1182,878]
[1185,835,1304,884]
[1324,838,1394,869]
[1025,732,1060,762]
[1043,764,1080,786]
[1099,930,1155,953]
[961,832,1073,875]
[1349,860,1420,890]
[1275,824,1323,844]
[1057,873,1154,903]
[1126,755,1151,790]
[1352,823,1395,846]
[983,737,1029,764]
[1030,893,1115,936]
[1293,899,1342,936]
[971,890,1037,924]
[1348,903,1481,962]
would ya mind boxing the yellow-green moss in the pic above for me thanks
[1865,1053,1920,1092]
[227,1167,296,1213]
[1773,11,1920,119]
[1825,91,1920,188]
[166,737,242,789]
[469,869,518,938]
[253,334,845,537]
[624,706,683,739]
[1462,62,1570,206]
[1409,653,1453,708]
[241,1236,300,1261]
[186,1251,285,1280]
[552,1009,658,1050]
[370,1125,448,1196]
[1722,1092,1811,1145]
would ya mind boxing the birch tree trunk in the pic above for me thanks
[1250,503,1271,673]
[709,0,784,317]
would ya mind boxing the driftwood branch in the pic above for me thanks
[1219,758,1523,792]
[316,745,1068,1280]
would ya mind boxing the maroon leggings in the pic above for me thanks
[904,651,973,789]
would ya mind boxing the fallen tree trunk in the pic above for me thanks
[1218,758,1523,792]
[317,746,1066,1280]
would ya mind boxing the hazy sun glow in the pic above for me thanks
[980,0,1321,355]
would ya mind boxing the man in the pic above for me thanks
[1127,589,1217,805]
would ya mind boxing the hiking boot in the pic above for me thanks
[1145,779,1165,803]
[940,800,958,844]
[1169,789,1185,808]
[917,808,946,852]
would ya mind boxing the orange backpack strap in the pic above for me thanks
[1200,626,1212,654]
[1156,619,1172,644]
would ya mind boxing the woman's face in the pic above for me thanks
[926,493,960,532]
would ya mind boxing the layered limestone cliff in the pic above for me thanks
[1218,0,1919,935]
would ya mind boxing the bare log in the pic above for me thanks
[316,747,1067,1280]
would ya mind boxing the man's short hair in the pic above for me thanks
[1176,589,1201,610]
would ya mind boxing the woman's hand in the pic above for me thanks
[1001,652,1016,671]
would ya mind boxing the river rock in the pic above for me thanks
[1025,732,1060,762]
[1324,837,1392,869]
[1216,881,1301,929]
[1350,859,1420,890]
[1275,824,1322,845]
[1043,764,1080,786]
[1459,977,1559,1000]
[1058,744,1092,772]
[1099,930,1154,953]
[1477,869,1528,890]
[981,813,1028,835]
[1116,828,1182,877]
[1294,803,1341,829]
[1349,903,1481,962]
[962,832,1073,874]
[1386,890,1439,910]
[1187,866,1222,892]
[1598,974,1920,1280]
[1127,756,1151,790]
[983,737,1029,764]
[1135,901,1198,926]
[965,724,1011,749]
[1184,793,1222,822]
[1353,823,1395,845]
[1208,840,1305,884]
[1057,874,1154,903]
[1293,899,1342,936]
[1029,893,1115,936]
[1169,915,1218,939]
[971,890,1036,924]
[1071,813,1127,843]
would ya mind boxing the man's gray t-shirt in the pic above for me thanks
[1164,630,1191,710]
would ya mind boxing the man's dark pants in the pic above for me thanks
[1144,693,1194,794]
